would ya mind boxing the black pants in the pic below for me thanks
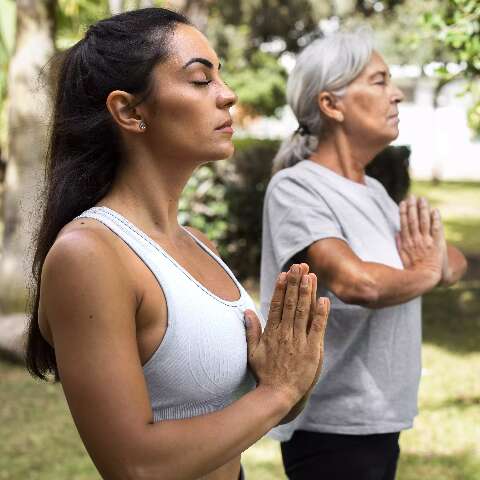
[281,431,400,480]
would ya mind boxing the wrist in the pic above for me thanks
[420,264,442,287]
[255,384,298,418]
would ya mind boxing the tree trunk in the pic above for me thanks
[0,0,56,313]
[108,0,125,15]
[164,0,211,32]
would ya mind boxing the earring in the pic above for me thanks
[139,120,147,131]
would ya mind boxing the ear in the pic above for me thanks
[317,91,344,123]
[106,90,146,133]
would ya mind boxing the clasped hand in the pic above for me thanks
[245,264,330,408]
[396,195,448,285]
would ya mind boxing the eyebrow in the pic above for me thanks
[370,70,391,79]
[182,57,221,70]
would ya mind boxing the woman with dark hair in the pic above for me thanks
[26,8,330,480]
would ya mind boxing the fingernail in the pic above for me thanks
[301,275,308,286]
[291,265,299,274]
[278,272,287,282]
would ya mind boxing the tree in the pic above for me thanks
[0,0,56,313]
[421,0,480,135]
[0,0,16,146]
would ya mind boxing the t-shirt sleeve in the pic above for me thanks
[266,175,346,270]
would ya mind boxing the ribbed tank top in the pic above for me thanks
[77,206,258,422]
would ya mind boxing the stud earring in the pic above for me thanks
[139,120,147,131]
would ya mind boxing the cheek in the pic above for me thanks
[151,90,213,136]
[148,92,233,159]
[346,91,390,128]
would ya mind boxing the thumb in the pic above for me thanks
[244,309,262,355]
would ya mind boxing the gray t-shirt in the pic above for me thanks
[260,159,422,440]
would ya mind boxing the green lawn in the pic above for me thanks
[1,180,479,479]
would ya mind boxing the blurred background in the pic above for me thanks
[0,1,478,479]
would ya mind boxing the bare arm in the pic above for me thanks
[305,195,446,308]
[42,231,328,480]
[305,239,440,309]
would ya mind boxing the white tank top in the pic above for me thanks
[78,206,258,422]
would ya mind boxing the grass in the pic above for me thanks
[1,180,480,479]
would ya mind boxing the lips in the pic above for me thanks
[215,119,233,130]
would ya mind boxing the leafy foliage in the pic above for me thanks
[205,12,289,117]
[210,0,319,53]
[56,0,109,48]
[222,49,287,117]
[0,0,15,148]
[420,0,480,135]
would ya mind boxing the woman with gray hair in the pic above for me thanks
[260,29,467,479]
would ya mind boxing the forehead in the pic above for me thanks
[166,23,219,68]
[360,51,389,78]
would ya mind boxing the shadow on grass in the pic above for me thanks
[422,283,480,355]
[398,449,480,480]
[421,394,480,411]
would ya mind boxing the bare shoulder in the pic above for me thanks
[43,218,124,280]
[184,226,220,256]
[41,218,138,330]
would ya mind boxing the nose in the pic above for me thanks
[391,82,404,104]
[217,81,237,109]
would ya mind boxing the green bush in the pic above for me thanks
[179,138,280,280]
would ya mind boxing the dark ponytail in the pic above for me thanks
[26,8,191,380]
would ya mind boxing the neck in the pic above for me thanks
[309,129,383,184]
[100,140,196,238]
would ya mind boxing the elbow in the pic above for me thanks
[444,255,468,286]
[99,454,171,480]
[119,455,195,480]
[333,273,380,306]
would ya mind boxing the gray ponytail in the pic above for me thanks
[272,28,374,173]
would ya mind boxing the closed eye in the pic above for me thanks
[191,80,212,86]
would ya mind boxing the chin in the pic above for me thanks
[390,129,400,142]
[382,127,400,143]
[211,144,235,161]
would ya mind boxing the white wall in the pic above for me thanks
[394,78,480,181]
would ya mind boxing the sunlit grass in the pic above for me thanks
[1,180,479,479]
